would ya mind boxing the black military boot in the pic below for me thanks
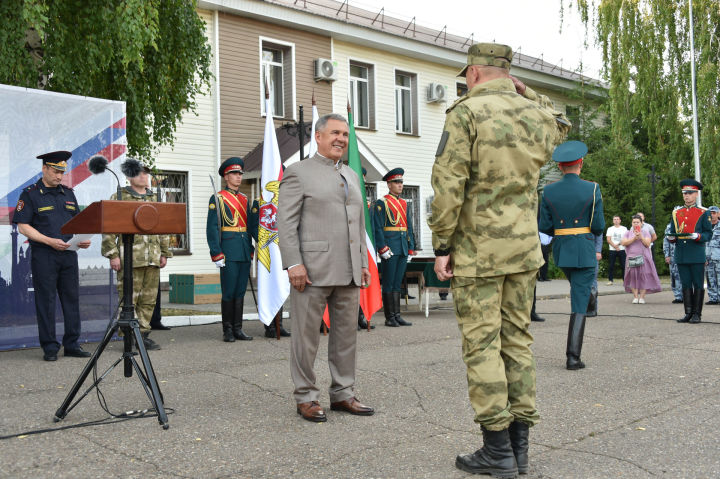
[139,332,161,351]
[392,291,412,326]
[221,300,235,342]
[689,288,705,324]
[278,315,291,337]
[455,427,518,478]
[530,288,545,322]
[357,309,375,330]
[566,313,586,370]
[508,421,529,475]
[383,293,398,327]
[677,288,694,323]
[586,286,598,317]
[233,298,253,340]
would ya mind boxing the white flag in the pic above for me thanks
[255,98,291,325]
[308,103,319,158]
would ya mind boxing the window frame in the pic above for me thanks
[400,184,421,249]
[394,69,419,136]
[258,37,296,120]
[153,169,190,255]
[348,59,376,130]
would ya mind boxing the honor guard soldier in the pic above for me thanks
[667,179,713,323]
[207,157,258,342]
[539,141,605,370]
[373,168,416,327]
[13,151,92,361]
[101,159,172,351]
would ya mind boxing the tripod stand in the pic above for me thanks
[52,200,186,430]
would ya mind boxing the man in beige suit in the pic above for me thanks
[278,113,373,422]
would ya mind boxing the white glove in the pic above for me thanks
[690,233,699,240]
[214,259,226,268]
[380,250,393,260]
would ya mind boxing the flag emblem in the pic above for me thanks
[257,180,280,273]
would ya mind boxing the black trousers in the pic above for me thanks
[539,244,551,280]
[30,247,81,353]
[607,250,626,282]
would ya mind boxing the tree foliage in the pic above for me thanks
[0,0,213,162]
[561,0,719,210]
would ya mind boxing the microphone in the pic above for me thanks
[89,154,123,200]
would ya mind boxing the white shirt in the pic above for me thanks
[606,225,628,251]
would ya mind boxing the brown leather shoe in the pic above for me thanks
[330,397,374,416]
[296,401,327,422]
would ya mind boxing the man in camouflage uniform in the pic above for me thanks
[663,222,683,303]
[429,42,570,477]
[102,159,171,351]
[705,206,720,305]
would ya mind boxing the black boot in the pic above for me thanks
[566,313,586,370]
[689,288,704,323]
[357,309,375,330]
[278,314,291,337]
[265,321,277,338]
[139,332,161,351]
[508,421,529,475]
[677,288,694,322]
[221,300,235,342]
[383,293,398,327]
[586,286,598,317]
[530,288,545,322]
[455,427,518,478]
[393,291,412,326]
[233,298,253,340]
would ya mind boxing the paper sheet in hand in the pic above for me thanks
[67,234,94,251]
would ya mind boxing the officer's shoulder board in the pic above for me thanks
[24,184,38,192]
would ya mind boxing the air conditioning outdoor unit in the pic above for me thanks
[427,82,447,102]
[314,58,337,82]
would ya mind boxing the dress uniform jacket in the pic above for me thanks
[206,187,257,263]
[373,194,415,256]
[539,174,605,268]
[669,206,712,264]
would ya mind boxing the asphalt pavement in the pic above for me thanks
[2,278,720,478]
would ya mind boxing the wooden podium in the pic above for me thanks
[55,200,186,430]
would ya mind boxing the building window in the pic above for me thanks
[456,82,468,97]
[395,71,418,135]
[154,170,189,254]
[349,61,375,129]
[260,39,294,118]
[364,182,377,206]
[401,185,421,249]
[566,105,581,134]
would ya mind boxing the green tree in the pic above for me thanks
[0,0,212,161]
[561,0,720,208]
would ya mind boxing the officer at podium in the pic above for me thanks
[101,159,172,351]
[13,151,92,361]
[373,168,416,327]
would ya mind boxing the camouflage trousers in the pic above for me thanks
[117,266,160,334]
[451,270,539,431]
[707,260,720,302]
[669,262,683,300]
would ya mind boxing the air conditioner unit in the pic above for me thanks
[314,58,337,82]
[427,82,447,102]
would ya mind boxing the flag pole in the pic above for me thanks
[688,0,702,205]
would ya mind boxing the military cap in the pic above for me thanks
[38,151,71,172]
[383,168,404,182]
[708,206,720,213]
[458,43,513,77]
[219,157,244,176]
[552,140,588,165]
[680,178,703,193]
[361,167,367,177]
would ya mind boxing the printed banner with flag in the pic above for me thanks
[347,110,382,322]
[256,97,291,325]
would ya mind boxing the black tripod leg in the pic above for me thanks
[54,321,120,421]
[130,324,169,429]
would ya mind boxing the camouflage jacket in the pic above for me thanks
[707,222,720,261]
[429,78,570,277]
[101,187,172,267]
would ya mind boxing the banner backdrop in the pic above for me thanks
[0,84,127,351]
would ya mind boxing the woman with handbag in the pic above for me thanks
[621,215,662,303]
